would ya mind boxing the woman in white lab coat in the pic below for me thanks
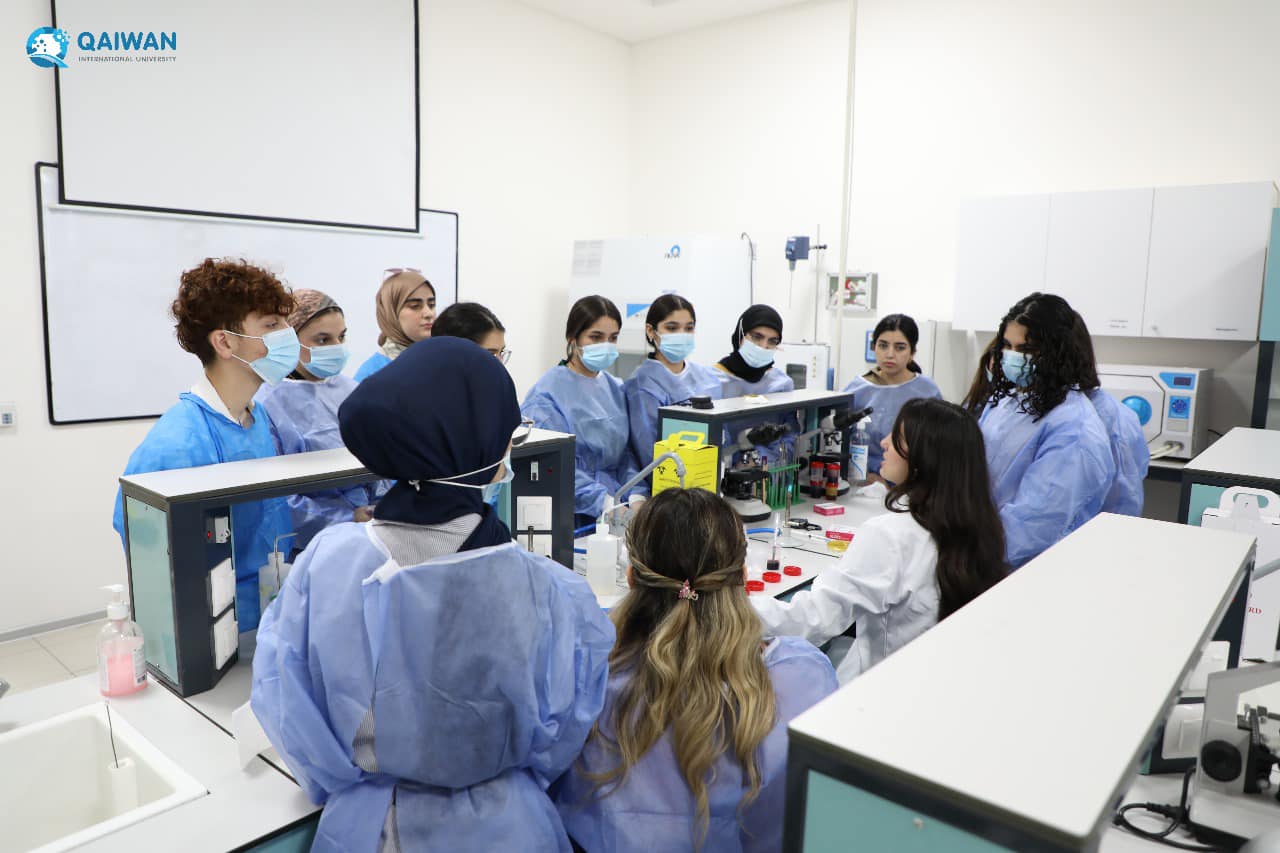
[753,398,1008,683]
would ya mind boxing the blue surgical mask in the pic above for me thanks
[422,453,515,507]
[302,343,349,378]
[579,342,619,372]
[738,337,775,369]
[1002,350,1034,388]
[657,332,695,363]
[224,327,300,386]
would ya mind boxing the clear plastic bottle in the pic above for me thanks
[98,584,146,697]
[849,415,872,488]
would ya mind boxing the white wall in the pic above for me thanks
[0,0,629,635]
[630,0,1280,419]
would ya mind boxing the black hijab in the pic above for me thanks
[338,336,521,550]
[718,304,784,384]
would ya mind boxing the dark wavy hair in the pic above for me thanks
[872,314,922,374]
[885,399,1007,617]
[644,294,696,357]
[988,293,1093,421]
[1069,310,1101,391]
[961,333,1001,416]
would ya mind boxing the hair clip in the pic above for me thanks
[678,579,699,601]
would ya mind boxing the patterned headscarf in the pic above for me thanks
[287,289,339,332]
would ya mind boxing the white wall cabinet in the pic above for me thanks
[954,181,1277,341]
[1144,183,1277,341]
[952,194,1050,335]
[1044,188,1152,337]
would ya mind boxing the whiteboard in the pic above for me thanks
[36,163,457,424]
[53,0,419,231]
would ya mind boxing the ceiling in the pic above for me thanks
[518,0,815,43]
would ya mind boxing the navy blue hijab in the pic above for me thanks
[338,337,520,549]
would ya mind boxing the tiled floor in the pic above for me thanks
[0,621,101,695]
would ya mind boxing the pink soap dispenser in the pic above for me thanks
[98,584,146,697]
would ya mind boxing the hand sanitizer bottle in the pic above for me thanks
[98,585,146,697]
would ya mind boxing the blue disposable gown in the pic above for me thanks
[112,394,292,628]
[1086,388,1148,516]
[522,365,644,519]
[255,377,388,548]
[353,351,391,382]
[252,528,614,853]
[623,359,724,468]
[979,390,1115,568]
[844,373,943,474]
[553,636,837,853]
[715,366,798,468]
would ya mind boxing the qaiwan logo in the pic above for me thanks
[25,25,179,68]
[26,27,69,68]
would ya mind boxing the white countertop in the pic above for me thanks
[789,514,1255,848]
[120,428,572,501]
[0,673,316,851]
[1184,427,1280,481]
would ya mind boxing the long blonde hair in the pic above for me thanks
[588,488,776,846]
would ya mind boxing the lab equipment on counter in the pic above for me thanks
[722,468,772,522]
[1187,662,1280,847]
[659,388,855,514]
[849,414,871,487]
[1098,363,1211,459]
[119,430,576,697]
[98,584,146,698]
[651,432,716,495]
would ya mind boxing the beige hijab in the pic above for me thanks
[375,271,433,351]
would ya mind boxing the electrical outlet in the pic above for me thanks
[516,496,553,531]
[524,533,552,558]
[0,402,15,429]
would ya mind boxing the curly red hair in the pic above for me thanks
[172,259,296,364]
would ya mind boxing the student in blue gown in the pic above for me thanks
[431,301,509,363]
[623,294,723,469]
[353,268,435,381]
[523,296,644,528]
[979,293,1115,568]
[553,488,837,852]
[844,314,942,482]
[714,304,797,469]
[255,289,385,550]
[112,258,295,629]
[1070,311,1148,516]
[252,337,614,853]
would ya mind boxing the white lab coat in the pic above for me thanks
[752,509,940,684]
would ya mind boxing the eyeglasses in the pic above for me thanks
[382,267,422,281]
[488,347,512,365]
[512,418,535,447]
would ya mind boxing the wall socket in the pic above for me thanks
[0,403,15,429]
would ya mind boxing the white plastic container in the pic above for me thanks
[586,523,619,596]
[98,585,146,697]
